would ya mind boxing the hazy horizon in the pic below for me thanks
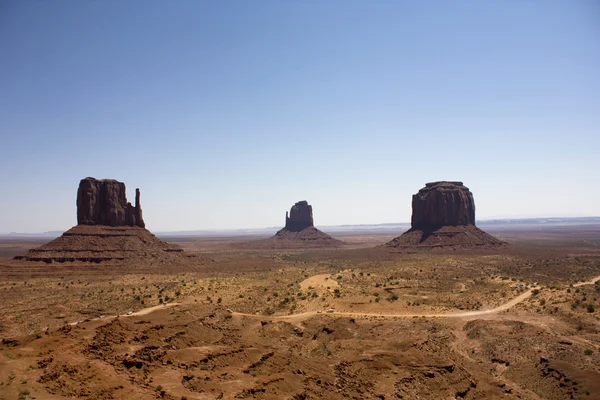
[3,215,600,236]
[1,1,598,232]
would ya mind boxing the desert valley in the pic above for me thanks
[0,178,599,400]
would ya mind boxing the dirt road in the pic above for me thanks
[66,275,600,326]
[69,303,180,326]
[573,275,600,287]
[233,275,600,322]
[232,289,534,323]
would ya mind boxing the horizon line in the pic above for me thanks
[2,215,600,236]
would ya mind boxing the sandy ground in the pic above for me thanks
[1,229,600,399]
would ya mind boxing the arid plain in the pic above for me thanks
[1,224,600,400]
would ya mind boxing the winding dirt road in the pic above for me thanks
[232,275,600,323]
[231,289,534,323]
[67,275,600,327]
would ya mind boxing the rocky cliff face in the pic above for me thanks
[76,177,145,228]
[410,181,475,231]
[284,201,314,232]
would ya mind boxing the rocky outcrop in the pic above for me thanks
[239,200,343,249]
[76,177,145,228]
[386,181,505,249]
[16,178,188,263]
[284,201,314,232]
[411,181,475,230]
[15,225,184,264]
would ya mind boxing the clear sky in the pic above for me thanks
[1,1,599,233]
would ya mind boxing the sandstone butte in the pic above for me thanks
[239,200,344,249]
[15,178,184,264]
[386,181,505,249]
[77,177,145,228]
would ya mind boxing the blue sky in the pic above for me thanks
[1,1,598,233]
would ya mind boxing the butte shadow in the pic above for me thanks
[15,177,186,264]
[385,181,505,249]
[238,200,345,249]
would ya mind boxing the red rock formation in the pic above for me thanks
[239,200,343,248]
[386,181,504,249]
[134,188,144,228]
[16,179,186,263]
[284,201,314,232]
[411,181,475,230]
[76,177,145,228]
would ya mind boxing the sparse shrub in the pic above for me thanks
[584,349,593,356]
[532,289,540,296]
[387,293,399,302]
[587,304,595,313]
[217,297,222,304]
[334,288,341,298]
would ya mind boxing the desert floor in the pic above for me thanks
[1,226,600,399]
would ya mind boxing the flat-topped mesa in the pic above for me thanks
[284,200,314,232]
[385,180,504,249]
[410,181,475,231]
[76,177,145,228]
